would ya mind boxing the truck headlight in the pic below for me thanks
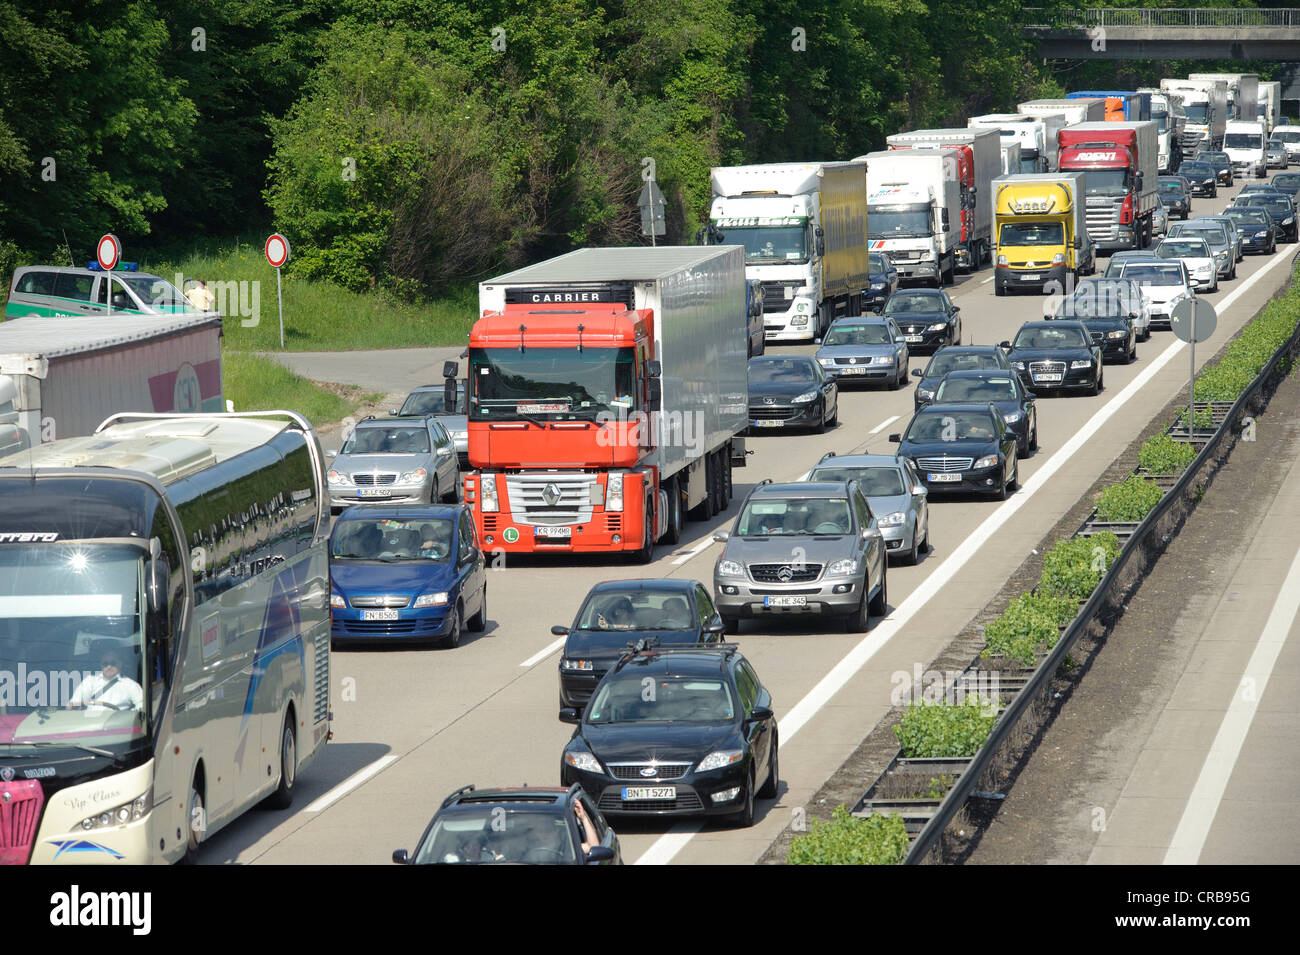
[1052,253,1065,264]
[480,473,498,512]
[606,472,623,512]
[330,592,346,609]
[82,789,151,830]
[973,455,999,470]
[413,592,448,608]
[997,254,1008,266]
[792,390,818,404]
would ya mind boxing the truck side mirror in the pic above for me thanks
[445,381,457,412]
[646,360,662,379]
[442,360,458,379]
[941,209,950,230]
[814,226,825,257]
[146,558,170,617]
[646,379,662,411]
[1074,236,1082,250]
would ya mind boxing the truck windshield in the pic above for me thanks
[709,225,808,264]
[1076,169,1131,197]
[1225,134,1262,149]
[868,206,932,239]
[1018,153,1040,174]
[469,347,637,421]
[999,221,1064,246]
[0,542,150,752]
[1184,104,1209,123]
[1154,114,1169,133]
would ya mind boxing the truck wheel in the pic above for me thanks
[721,453,733,508]
[663,475,683,546]
[631,505,654,564]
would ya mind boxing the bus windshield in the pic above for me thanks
[0,542,150,752]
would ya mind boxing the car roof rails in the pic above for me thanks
[819,451,836,463]
[440,783,476,809]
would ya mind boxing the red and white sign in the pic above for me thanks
[96,234,121,271]
[265,233,291,269]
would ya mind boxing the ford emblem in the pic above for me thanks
[640,767,657,777]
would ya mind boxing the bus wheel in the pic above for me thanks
[182,781,204,864]
[263,715,297,810]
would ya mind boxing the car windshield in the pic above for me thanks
[936,377,1018,402]
[114,274,190,310]
[736,497,853,536]
[1157,181,1184,195]
[999,221,1064,246]
[823,324,891,346]
[924,351,1001,378]
[1105,256,1154,277]
[1274,130,1300,143]
[1014,326,1087,348]
[1225,209,1269,226]
[414,809,577,864]
[331,517,454,561]
[1180,163,1212,177]
[400,389,467,415]
[869,252,889,272]
[1121,264,1184,286]
[809,466,905,496]
[1224,133,1263,149]
[1173,225,1225,245]
[576,590,696,632]
[749,359,815,384]
[1069,282,1141,315]
[1273,176,1300,190]
[341,426,429,454]
[1249,196,1293,214]
[886,293,945,314]
[1198,153,1228,165]
[710,224,808,264]
[585,675,737,724]
[1158,239,1211,258]
[906,411,997,442]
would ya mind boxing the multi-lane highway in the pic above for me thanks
[205,181,1298,865]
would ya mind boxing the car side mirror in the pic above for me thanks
[559,708,581,725]
[551,625,569,636]
[999,341,1012,350]
[585,846,616,864]
[112,291,132,309]
[888,433,901,443]
[813,338,822,345]
[704,618,725,635]
[392,849,409,865]
[951,305,960,313]
[327,450,338,458]
[912,485,927,496]
[712,530,730,543]
[746,706,774,723]
[911,368,923,378]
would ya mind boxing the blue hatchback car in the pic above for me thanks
[330,504,488,648]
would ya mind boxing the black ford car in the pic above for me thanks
[747,355,838,433]
[1178,160,1218,198]
[890,402,1019,500]
[554,579,724,714]
[1002,321,1103,395]
[560,644,777,827]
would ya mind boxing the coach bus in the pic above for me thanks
[0,411,331,864]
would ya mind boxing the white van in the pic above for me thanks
[1223,120,1268,178]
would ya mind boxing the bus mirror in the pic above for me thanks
[146,558,170,616]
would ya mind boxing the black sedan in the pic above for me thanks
[393,784,620,865]
[911,345,1014,409]
[1195,151,1233,187]
[1157,176,1191,219]
[560,644,778,827]
[1272,173,1300,202]
[883,288,961,353]
[1223,206,1278,255]
[889,402,1019,500]
[747,355,838,433]
[554,579,724,714]
[1178,161,1218,198]
[1049,294,1137,363]
[1240,193,1299,243]
[930,370,1038,456]
[862,251,899,312]
[1002,321,1104,395]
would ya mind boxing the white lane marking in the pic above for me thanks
[634,247,1298,865]
[981,276,995,285]
[519,636,566,668]
[1163,486,1300,864]
[672,536,716,566]
[869,415,900,435]
[304,756,399,813]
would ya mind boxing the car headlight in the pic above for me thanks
[413,592,448,608]
[791,390,818,404]
[818,357,835,366]
[1052,253,1065,264]
[876,355,895,364]
[399,468,428,484]
[870,282,886,290]
[696,750,745,773]
[81,789,151,830]
[1285,217,1295,225]
[974,454,999,469]
[916,387,935,399]
[560,658,594,671]
[480,473,498,512]
[1215,251,1228,261]
[927,322,948,331]
[1071,359,1093,369]
[606,472,623,512]
[330,592,346,609]
[826,558,858,575]
[717,559,744,577]
[1012,360,1026,370]
[1002,410,1023,423]
[1257,230,1271,238]
[327,469,350,486]
[1107,330,1127,339]
[564,750,602,773]
[877,511,906,527]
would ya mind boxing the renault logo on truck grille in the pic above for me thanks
[542,483,562,507]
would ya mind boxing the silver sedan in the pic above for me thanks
[806,453,930,565]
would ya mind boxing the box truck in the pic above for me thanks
[1000,141,1022,176]
[464,247,750,558]
[993,172,1095,296]
[969,112,1062,173]
[1257,81,1281,134]
[1163,78,1229,155]
[1057,121,1159,251]
[1019,98,1106,127]
[858,149,962,286]
[704,162,869,342]
[886,128,1000,271]
[0,313,224,458]
[1189,72,1259,122]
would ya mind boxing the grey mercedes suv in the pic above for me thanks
[711,481,888,634]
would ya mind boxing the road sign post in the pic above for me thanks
[265,233,291,348]
[638,181,666,247]
[1171,298,1218,435]
[97,234,121,317]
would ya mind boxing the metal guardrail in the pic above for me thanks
[904,250,1300,864]
[1022,7,1300,29]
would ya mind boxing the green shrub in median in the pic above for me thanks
[1094,477,1163,523]
[1040,532,1121,600]
[1195,276,1300,402]
[894,696,999,758]
[1139,433,1197,475]
[981,592,1078,665]
[787,806,909,865]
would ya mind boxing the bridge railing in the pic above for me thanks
[1023,7,1300,29]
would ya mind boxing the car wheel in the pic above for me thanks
[1127,341,1137,363]
[1009,458,1020,492]
[262,714,297,810]
[1090,368,1102,396]
[993,467,1009,501]
[868,560,888,617]
[1028,414,1038,452]
[814,402,827,434]
[995,283,1006,297]
[1229,263,1237,279]
[721,614,740,635]
[731,769,756,829]
[440,605,462,650]
[904,522,921,566]
[468,585,487,631]
[427,480,438,505]
[826,400,838,426]
[758,734,779,799]
[846,581,871,633]
[888,366,902,390]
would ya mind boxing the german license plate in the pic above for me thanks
[357,488,391,498]
[535,525,572,538]
[361,609,398,621]
[903,335,923,343]
[1034,373,1063,382]
[840,366,867,375]
[621,786,676,800]
[753,419,783,428]
[928,472,961,483]
[764,595,807,607]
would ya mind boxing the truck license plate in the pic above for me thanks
[361,610,399,621]
[622,787,676,801]
[928,472,962,482]
[1020,273,1040,282]
[535,525,572,538]
[357,488,391,498]
[764,595,808,607]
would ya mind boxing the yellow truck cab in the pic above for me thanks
[993,172,1095,296]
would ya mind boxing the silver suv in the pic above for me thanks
[712,481,888,634]
[327,415,458,512]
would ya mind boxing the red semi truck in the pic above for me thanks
[459,247,750,561]
[1057,121,1159,252]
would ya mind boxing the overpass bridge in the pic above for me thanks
[1024,7,1300,60]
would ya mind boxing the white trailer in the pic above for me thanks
[1190,72,1259,122]
[1018,98,1106,127]
[1163,78,1229,155]
[0,313,224,457]
[859,149,962,287]
[1257,81,1282,133]
[1000,141,1022,176]
[969,112,1063,173]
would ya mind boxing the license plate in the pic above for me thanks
[1033,374,1063,383]
[840,366,868,375]
[752,419,783,428]
[928,472,961,483]
[361,609,399,621]
[1020,274,1040,281]
[903,335,923,343]
[535,525,572,538]
[357,488,391,498]
[764,595,808,607]
[621,787,676,801]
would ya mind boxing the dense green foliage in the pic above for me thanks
[894,696,999,758]
[981,592,1078,665]
[1139,433,1198,476]
[787,805,909,865]
[1041,532,1121,600]
[1196,267,1300,401]
[1095,476,1165,523]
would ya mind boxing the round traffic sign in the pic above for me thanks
[96,234,121,271]
[265,233,291,269]
[1171,298,1217,344]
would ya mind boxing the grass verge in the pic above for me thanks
[223,351,379,427]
